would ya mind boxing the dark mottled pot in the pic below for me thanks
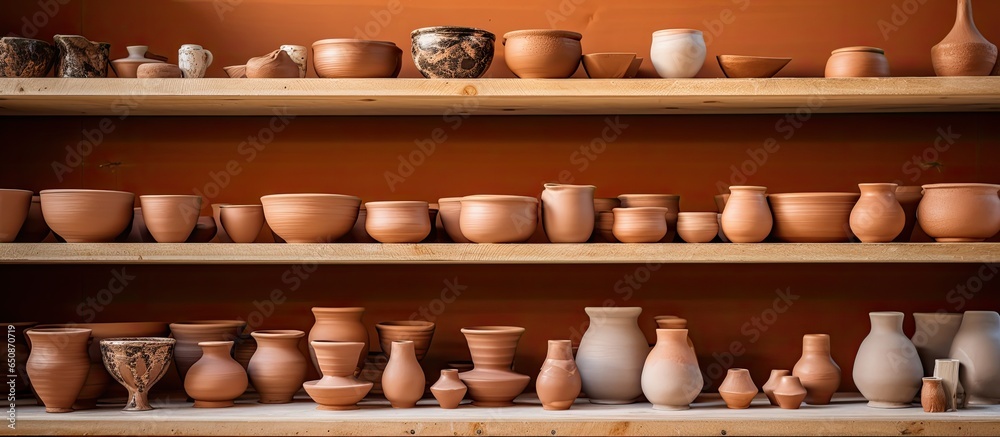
[101,337,175,411]
[411,26,495,79]
[54,35,111,78]
[0,37,57,77]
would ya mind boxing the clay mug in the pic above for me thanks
[178,44,213,78]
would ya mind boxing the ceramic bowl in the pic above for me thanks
[40,189,135,243]
[0,189,33,242]
[0,37,57,77]
[717,55,792,78]
[219,205,264,243]
[618,194,680,242]
[459,195,538,243]
[650,29,706,78]
[261,194,361,243]
[312,39,402,78]
[302,380,373,410]
[582,53,636,79]
[677,212,719,243]
[917,183,1000,242]
[223,65,247,78]
[825,46,890,78]
[459,374,531,407]
[375,321,435,361]
[502,30,582,78]
[768,193,860,242]
[139,195,203,243]
[364,201,431,243]
[411,26,495,78]
[612,207,668,243]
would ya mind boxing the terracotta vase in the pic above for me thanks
[932,0,998,76]
[612,207,668,243]
[0,189,32,242]
[411,26,495,79]
[25,328,92,413]
[541,183,596,243]
[458,326,531,407]
[186,216,217,243]
[918,183,1000,242]
[825,46,890,78]
[459,195,538,243]
[853,311,923,408]
[894,186,923,242]
[260,194,361,243]
[438,197,471,243]
[15,195,50,242]
[576,307,648,404]
[6,322,36,395]
[773,375,807,409]
[911,313,964,377]
[246,49,300,78]
[247,330,307,404]
[792,334,841,405]
[933,358,961,411]
[721,186,772,243]
[762,369,791,406]
[100,337,175,411]
[302,341,373,410]
[280,44,308,77]
[177,44,213,78]
[168,321,246,383]
[54,35,110,78]
[582,52,636,79]
[364,201,431,243]
[140,195,203,243]
[211,203,233,242]
[922,377,947,412]
[677,212,719,243]
[0,37,57,77]
[39,189,135,243]
[375,321,435,361]
[110,45,166,78]
[536,340,582,410]
[381,341,425,408]
[136,63,182,78]
[184,341,248,408]
[311,39,402,78]
[641,329,702,410]
[220,205,264,243]
[502,30,582,78]
[650,29,707,78]
[308,307,369,373]
[949,311,1000,404]
[850,183,905,243]
[618,194,680,242]
[768,193,859,243]
[430,369,467,409]
[718,368,758,409]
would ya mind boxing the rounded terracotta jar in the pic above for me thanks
[768,192,859,243]
[220,205,265,243]
[575,307,648,404]
[364,201,432,244]
[850,183,905,243]
[184,341,248,408]
[0,189,32,242]
[825,46,890,78]
[612,207,668,243]
[541,183,596,243]
[375,321,435,361]
[720,186,772,243]
[650,29,707,78]
[718,368,758,409]
[260,194,361,243]
[308,307,369,372]
[437,197,471,243]
[459,195,538,243]
[311,39,402,78]
[39,189,135,243]
[853,312,923,408]
[536,340,582,410]
[168,320,247,383]
[25,328,92,413]
[917,183,1000,242]
[792,334,841,405]
[640,329,702,410]
[762,369,791,406]
[618,194,680,242]
[246,49,300,78]
[139,195,203,243]
[676,212,719,243]
[381,340,425,409]
[248,330,307,404]
[502,30,582,78]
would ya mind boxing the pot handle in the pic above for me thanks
[204,49,214,68]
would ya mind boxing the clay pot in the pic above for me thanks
[652,317,695,353]
[0,189,32,242]
[184,341,248,408]
[677,212,719,243]
[773,375,807,409]
[933,359,961,411]
[186,216,218,243]
[894,186,923,242]
[211,204,232,243]
[375,321,435,361]
[717,55,791,78]
[302,341,373,410]
[762,369,791,406]
[650,29,707,78]
[312,39,402,78]
[502,30,582,78]
[178,44,213,78]
[246,49,300,78]
[430,369,467,409]
[595,211,617,243]
[541,183,596,243]
[111,45,166,78]
[261,194,362,243]
[718,368,758,409]
[768,193,859,243]
[233,331,257,372]
[458,326,531,407]
[911,313,964,377]
[850,183,905,243]
[459,195,538,243]
[825,46,890,78]
[5,322,35,395]
[438,197,471,243]
[582,53,636,78]
[137,63,182,78]
[280,44,308,77]
[248,330,307,404]
[223,65,247,78]
[576,307,648,404]
[0,37,57,77]
[54,35,110,78]
[949,311,1000,404]
[932,0,997,76]
[219,205,264,243]
[16,195,50,242]
[536,340,582,410]
[364,201,431,243]
[641,329,702,410]
[612,207,668,243]
[918,183,1000,242]
[25,328,92,413]
[854,311,923,408]
[922,377,947,412]
[140,195,203,243]
[100,337,175,411]
[618,194,680,242]
[168,321,246,383]
[411,27,495,78]
[40,189,135,243]
[425,205,440,243]
[308,307,369,373]
[792,334,841,405]
[381,341,425,409]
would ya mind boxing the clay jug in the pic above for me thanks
[536,340,582,410]
[53,35,110,78]
[246,49,301,78]
[381,341,425,408]
[792,334,841,405]
[718,368,757,409]
[25,328,92,413]
[853,312,923,408]
[308,307,369,373]
[430,369,467,409]
[949,311,1000,404]
[893,186,923,242]
[773,375,807,409]
[911,312,964,376]
[184,341,248,408]
[541,183,596,243]
[178,44,213,78]
[850,183,905,243]
[922,377,947,412]
[575,307,649,404]
[762,369,791,406]
[721,186,772,243]
[641,329,703,410]
[248,330,307,404]
[932,0,998,76]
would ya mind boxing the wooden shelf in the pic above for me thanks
[2,77,999,116]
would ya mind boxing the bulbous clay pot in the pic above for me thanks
[375,321,435,361]
[261,194,361,243]
[169,321,246,383]
[612,207,668,243]
[136,63,182,78]
[773,375,807,409]
[26,328,92,413]
[0,189,32,242]
[933,359,961,411]
[596,211,617,243]
[248,330,307,404]
[186,216,217,243]
[212,203,232,243]
[768,192,859,243]
[16,195,50,242]
[825,46,890,78]
[918,183,1000,242]
[381,341,425,408]
[411,26,495,79]
[184,341,248,408]
[40,189,135,243]
[576,307,648,404]
[721,186,772,243]
[459,195,538,243]
[718,368,758,409]
[677,212,718,243]
[650,29,707,78]
[220,205,264,243]
[100,337,175,411]
[850,183,905,243]
[54,35,110,78]
[308,307,369,373]
[893,186,923,242]
[542,183,595,243]
[246,49,300,78]
[302,341,372,410]
[922,377,947,412]
[458,326,531,407]
[618,194,680,242]
[792,334,841,405]
[438,197,471,243]
[641,329,702,410]
[430,369,467,409]
[280,44,308,77]
[762,369,791,406]
[949,311,1000,404]
[911,313,964,377]
[536,340,582,410]
[140,195,203,243]
[0,37,57,77]
[312,39,402,78]
[502,30,582,78]
[854,312,923,408]
[364,201,431,243]
[932,0,997,76]
[110,45,166,78]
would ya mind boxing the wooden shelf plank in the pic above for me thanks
[0,243,996,264]
[2,77,999,116]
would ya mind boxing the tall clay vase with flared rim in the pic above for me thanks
[100,337,175,411]
[949,311,1000,405]
[168,321,246,383]
[763,369,791,406]
[576,307,649,404]
[918,183,1000,242]
[541,183,596,243]
[853,311,923,408]
[139,195,203,243]
[641,329,703,410]
[430,369,467,409]
[219,205,264,243]
[303,341,373,410]
[536,340,582,410]
[184,341,248,408]
[308,307,369,374]
[718,368,758,409]
[25,328,92,413]
[721,186,772,243]
[911,313,964,377]
[381,341,426,409]
[850,183,905,243]
[893,186,923,242]
[364,201,432,243]
[458,326,531,407]
[437,197,471,243]
[611,207,669,243]
[40,189,135,243]
[792,334,841,405]
[248,330,307,404]
[618,194,680,242]
[0,189,32,242]
[375,321,435,361]
[932,0,998,77]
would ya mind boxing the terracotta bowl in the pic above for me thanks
[364,201,431,243]
[917,183,1000,242]
[40,189,135,243]
[612,207,668,243]
[768,193,860,242]
[220,205,264,243]
[312,39,402,78]
[825,46,890,78]
[717,55,792,78]
[0,189,32,242]
[459,374,531,407]
[139,195,203,243]
[302,380,373,410]
[375,321,435,361]
[459,195,538,243]
[502,30,582,78]
[677,212,719,243]
[582,53,636,79]
[618,193,680,242]
[411,26,495,79]
[0,37,57,77]
[438,197,471,243]
[223,65,247,78]
[261,194,361,243]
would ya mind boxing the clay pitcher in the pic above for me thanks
[850,183,905,243]
[721,186,772,243]
[178,44,213,78]
[381,341,425,408]
[184,341,248,408]
[53,35,111,78]
[853,312,923,408]
[911,312,964,376]
[25,328,92,413]
[792,334,841,405]
[536,340,582,410]
[248,330,307,404]
[541,183,596,243]
[575,307,649,404]
[932,0,998,76]
[949,311,1000,404]
[640,329,703,410]
[308,307,369,374]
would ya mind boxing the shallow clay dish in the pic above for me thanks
[312,39,401,78]
[768,193,860,243]
[502,29,582,78]
[40,189,135,243]
[261,194,361,243]
[411,26,495,78]
[717,55,791,78]
[459,195,538,243]
[582,53,636,79]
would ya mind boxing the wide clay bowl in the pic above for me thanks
[918,183,1000,242]
[375,321,435,361]
[460,372,531,407]
[677,212,719,243]
[411,26,495,79]
[0,189,33,242]
[302,380,373,410]
[717,55,792,78]
[40,189,135,243]
[502,29,582,78]
[0,37,57,77]
[140,195,203,243]
[612,207,668,243]
[261,194,361,243]
[220,205,264,243]
[825,46,890,78]
[459,195,538,243]
[438,197,471,243]
[582,53,636,78]
[768,193,860,243]
[223,65,247,78]
[100,337,176,411]
[312,39,401,78]
[364,201,431,243]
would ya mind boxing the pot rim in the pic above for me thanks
[26,327,92,335]
[312,38,398,48]
[612,206,669,214]
[921,183,1000,191]
[364,201,429,208]
[197,340,234,347]
[261,193,362,202]
[618,193,680,199]
[583,52,637,58]
[438,197,466,204]
[169,320,246,329]
[40,189,134,196]
[678,212,718,218]
[310,340,365,347]
[460,326,525,335]
[461,194,538,204]
[768,192,859,200]
[411,26,496,39]
[0,189,33,195]
[653,29,704,37]
[831,46,885,55]
[101,336,176,345]
[544,183,597,190]
[376,321,435,329]
[717,55,793,62]
[0,37,53,44]
[139,194,202,199]
[312,307,366,313]
[219,204,262,209]
[251,329,305,338]
[503,29,582,41]
[584,306,642,316]
[35,322,168,330]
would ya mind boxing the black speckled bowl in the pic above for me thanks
[411,26,495,79]
[0,37,57,77]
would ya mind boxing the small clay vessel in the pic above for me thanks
[302,341,373,410]
[596,211,617,243]
[459,195,538,243]
[536,340,582,410]
[308,307,369,373]
[438,197,471,243]
[825,46,890,78]
[312,39,402,78]
[677,212,718,243]
[542,183,596,243]
[177,44,213,78]
[922,377,947,412]
[220,205,264,243]
[618,194,680,242]
[911,312,964,376]
[641,329,702,410]
[854,312,923,408]
[430,369,467,409]
[280,44,308,77]
[248,330,307,404]
[612,207,669,243]
[717,55,791,78]
[502,30,582,78]
[260,194,361,243]
[949,311,1000,404]
[100,337,175,411]
[653,316,695,353]
[773,375,807,409]
[411,27,495,78]
[364,201,431,243]
[246,49,300,78]
[169,321,246,383]
[458,326,531,407]
[211,203,232,242]
[792,334,841,405]
[650,29,706,78]
[16,195,50,242]
[918,183,1000,242]
[140,195,203,243]
[576,307,648,404]
[932,0,997,76]
[184,341,248,408]
[25,328,92,413]
[933,359,961,411]
[894,186,923,242]
[186,216,218,243]
[768,192,859,243]
[721,186,772,243]
[110,45,166,78]
[0,37,57,77]
[53,35,110,78]
[223,65,247,78]
[0,189,32,242]
[381,341,425,408]
[763,369,791,406]
[582,53,636,78]
[375,321,435,361]
[39,189,135,243]
[718,368,758,409]
[137,63,182,78]
[850,183,905,243]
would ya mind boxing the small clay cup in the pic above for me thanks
[676,212,718,243]
[364,201,431,243]
[611,207,668,243]
[220,205,265,243]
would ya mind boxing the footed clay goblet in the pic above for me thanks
[100,337,176,411]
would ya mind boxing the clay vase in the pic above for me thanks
[541,183,596,243]
[438,197,471,243]
[893,186,923,242]
[612,207,668,243]
[536,340,582,411]
[650,29,707,78]
[302,341,373,410]
[53,35,110,78]
[365,201,431,243]
[411,26,495,79]
[140,195,203,243]
[375,321,435,361]
[136,63,182,78]
[168,321,246,383]
[211,204,233,243]
[39,189,135,243]
[6,322,36,395]
[576,307,649,404]
[721,186,772,243]
[825,47,890,78]
[773,375,808,409]
[0,189,32,242]
[918,183,1000,242]
[246,49,300,78]
[381,341,425,408]
[110,45,166,78]
[308,307,369,373]
[311,39,402,78]
[853,311,923,408]
[260,194,361,243]
[219,205,264,243]
[911,312,964,376]
[430,369,467,409]
[949,311,1000,404]
[762,369,791,406]
[932,0,998,76]
[100,337,175,411]
[177,44,213,78]
[15,195,50,242]
[618,194,680,242]
[184,341,248,408]
[922,377,947,412]
[502,30,582,78]
[677,212,719,243]
[718,368,758,409]
[247,330,307,404]
[933,358,961,411]
[850,183,905,243]
[792,334,841,405]
[458,326,531,407]
[280,44,308,77]
[25,328,92,413]
[641,329,702,410]
[186,216,218,243]
[0,37,57,77]
[459,195,538,243]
